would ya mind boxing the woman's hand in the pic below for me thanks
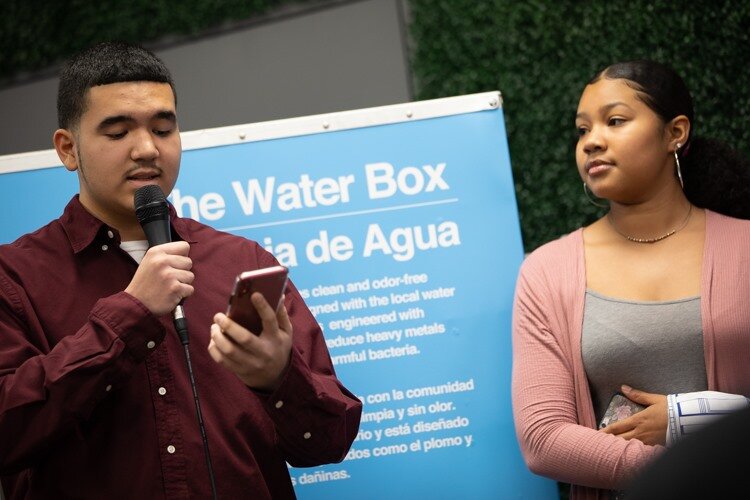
[599,385,668,446]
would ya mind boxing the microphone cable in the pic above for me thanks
[178,320,218,500]
[135,185,218,500]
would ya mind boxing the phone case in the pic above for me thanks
[226,265,288,334]
[598,393,647,429]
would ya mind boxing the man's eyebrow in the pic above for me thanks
[96,110,176,131]
[154,110,177,122]
[97,115,134,131]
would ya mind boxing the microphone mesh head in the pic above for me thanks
[134,185,169,224]
[134,185,166,208]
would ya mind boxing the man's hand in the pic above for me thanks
[208,292,293,392]
[600,385,668,446]
[124,241,194,316]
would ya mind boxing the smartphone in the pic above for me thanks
[598,392,647,429]
[226,265,289,334]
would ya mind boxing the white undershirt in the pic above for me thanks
[119,240,149,264]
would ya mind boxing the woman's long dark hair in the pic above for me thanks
[591,60,750,219]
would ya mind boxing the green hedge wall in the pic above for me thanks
[408,0,750,251]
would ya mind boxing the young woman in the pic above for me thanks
[511,60,750,499]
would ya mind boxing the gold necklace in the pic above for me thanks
[608,204,693,244]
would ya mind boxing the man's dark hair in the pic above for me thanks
[57,41,176,129]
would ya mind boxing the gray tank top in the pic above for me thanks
[581,290,708,423]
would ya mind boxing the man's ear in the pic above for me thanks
[668,115,691,152]
[53,128,79,172]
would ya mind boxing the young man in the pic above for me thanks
[0,42,361,499]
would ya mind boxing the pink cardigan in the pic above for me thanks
[511,210,750,499]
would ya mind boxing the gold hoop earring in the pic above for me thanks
[583,182,608,208]
[675,142,684,189]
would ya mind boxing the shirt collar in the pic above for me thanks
[60,195,196,254]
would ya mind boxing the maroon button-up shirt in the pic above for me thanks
[0,196,361,499]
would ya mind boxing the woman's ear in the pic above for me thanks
[53,129,79,172]
[668,115,691,152]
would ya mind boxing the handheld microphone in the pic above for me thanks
[133,185,218,499]
[134,184,171,247]
[134,185,189,345]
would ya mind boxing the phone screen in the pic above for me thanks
[226,265,288,334]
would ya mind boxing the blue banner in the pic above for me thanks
[0,94,556,499]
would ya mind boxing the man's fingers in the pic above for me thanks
[210,321,256,366]
[213,313,258,347]
[251,292,282,334]
[159,240,191,255]
[251,292,275,316]
[208,331,247,373]
[170,255,193,270]
[174,269,194,285]
[144,241,190,257]
[276,295,293,333]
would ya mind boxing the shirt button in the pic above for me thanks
[101,244,109,251]
[147,341,156,349]
[158,387,167,396]
[275,400,284,409]
[105,384,112,392]
[107,230,114,239]
[167,445,176,454]
[303,432,312,440]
